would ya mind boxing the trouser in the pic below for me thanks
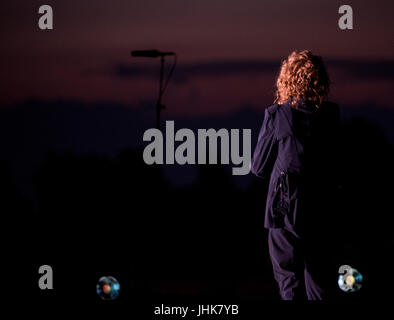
[268,227,327,300]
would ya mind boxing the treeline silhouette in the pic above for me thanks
[2,106,394,304]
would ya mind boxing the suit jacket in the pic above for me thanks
[251,99,340,230]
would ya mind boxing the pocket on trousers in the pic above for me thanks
[272,171,290,218]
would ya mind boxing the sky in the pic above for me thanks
[1,0,393,116]
[0,0,393,194]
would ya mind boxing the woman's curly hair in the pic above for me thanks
[274,50,330,107]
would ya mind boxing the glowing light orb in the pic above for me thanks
[96,276,120,300]
[338,266,362,292]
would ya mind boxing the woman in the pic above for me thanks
[251,50,340,300]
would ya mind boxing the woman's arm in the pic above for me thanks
[251,109,277,178]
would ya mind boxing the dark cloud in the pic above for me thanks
[112,58,394,83]
[326,58,394,80]
[113,60,280,83]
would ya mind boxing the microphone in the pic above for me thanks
[131,50,175,58]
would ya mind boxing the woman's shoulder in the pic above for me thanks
[265,104,281,116]
[263,104,293,138]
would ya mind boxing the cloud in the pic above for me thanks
[326,58,394,80]
[113,60,280,83]
[111,58,394,83]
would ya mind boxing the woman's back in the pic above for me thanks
[251,50,340,299]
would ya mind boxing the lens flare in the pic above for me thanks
[96,276,120,300]
[338,266,362,292]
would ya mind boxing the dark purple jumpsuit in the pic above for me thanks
[251,99,340,300]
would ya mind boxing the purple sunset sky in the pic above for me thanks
[1,0,393,115]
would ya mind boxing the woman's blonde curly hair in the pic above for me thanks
[274,50,330,107]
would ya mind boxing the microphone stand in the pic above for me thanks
[131,50,176,129]
[156,55,165,129]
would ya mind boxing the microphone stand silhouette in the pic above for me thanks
[131,50,176,129]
